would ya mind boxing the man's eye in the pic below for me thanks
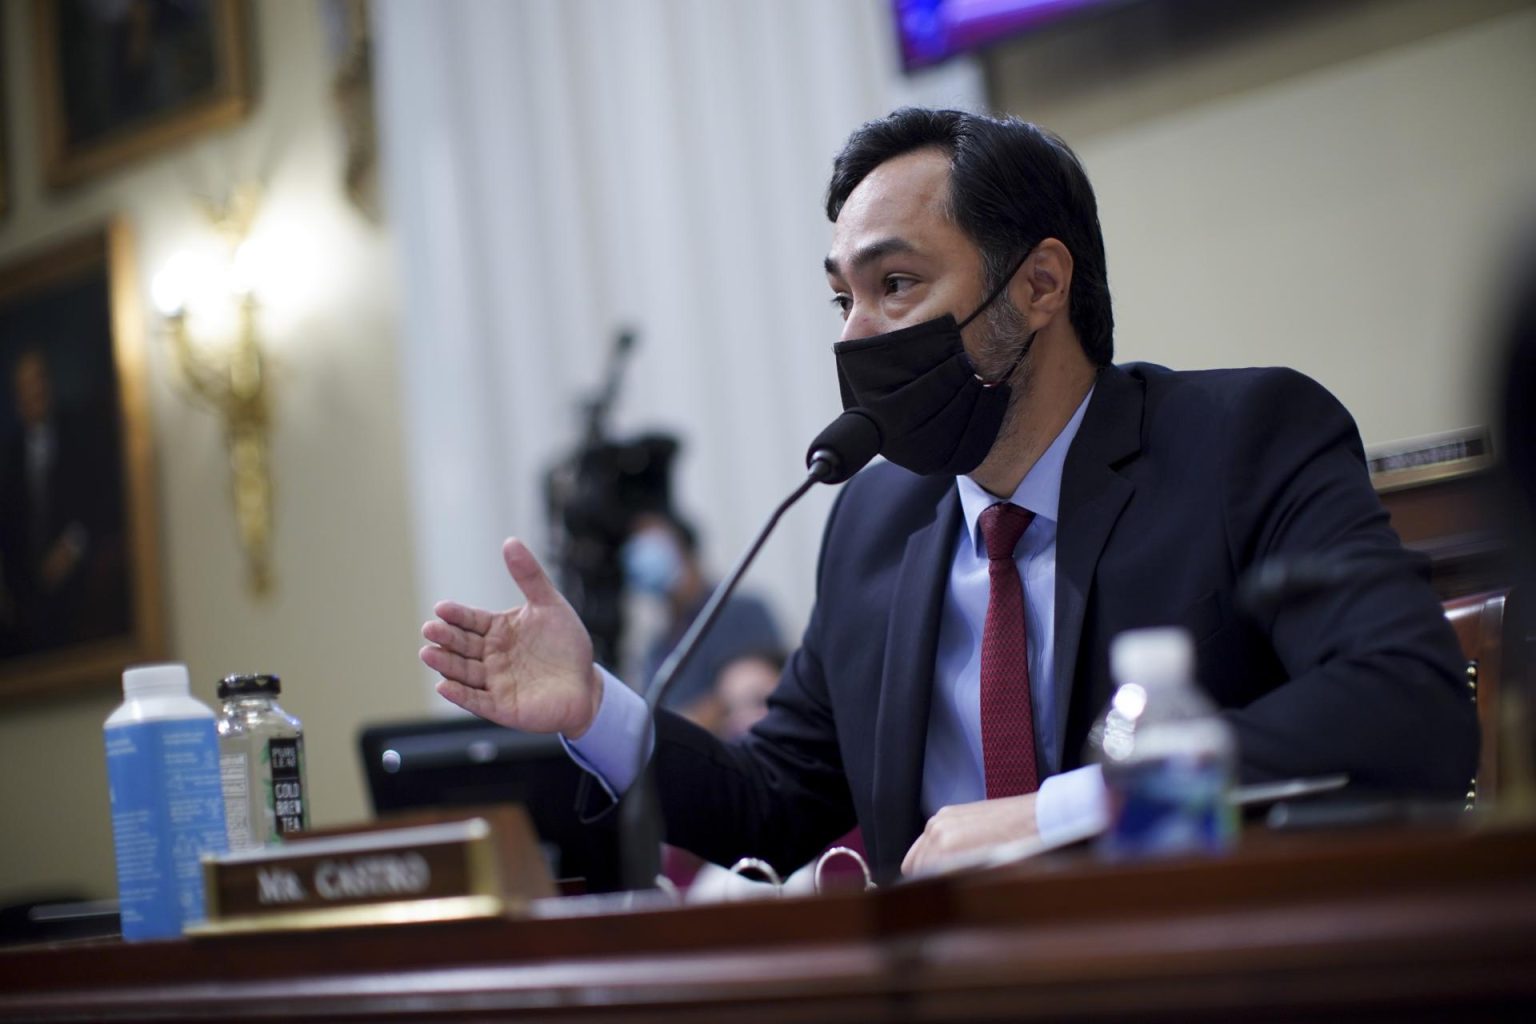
[830,294,851,318]
[883,275,915,296]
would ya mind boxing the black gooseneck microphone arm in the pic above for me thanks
[618,409,882,891]
[1236,551,1411,621]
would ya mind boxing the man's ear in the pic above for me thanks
[1011,237,1073,326]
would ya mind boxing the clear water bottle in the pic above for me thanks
[215,673,308,850]
[104,663,228,941]
[1090,628,1238,860]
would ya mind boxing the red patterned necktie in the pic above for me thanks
[978,501,1039,798]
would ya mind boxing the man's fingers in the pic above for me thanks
[434,600,494,635]
[502,537,561,606]
[901,836,924,877]
[419,644,485,688]
[422,619,484,659]
[436,678,499,721]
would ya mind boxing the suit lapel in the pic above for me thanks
[872,482,961,869]
[1052,365,1143,767]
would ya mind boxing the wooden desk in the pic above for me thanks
[2,823,1534,1022]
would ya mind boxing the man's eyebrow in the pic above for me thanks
[823,237,918,278]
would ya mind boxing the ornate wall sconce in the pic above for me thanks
[151,185,275,596]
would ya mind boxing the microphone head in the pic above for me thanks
[806,409,883,484]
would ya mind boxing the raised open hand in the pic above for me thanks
[420,538,602,737]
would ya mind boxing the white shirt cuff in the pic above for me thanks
[560,666,653,799]
[1035,764,1108,844]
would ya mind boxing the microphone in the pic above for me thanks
[618,408,883,891]
[806,409,883,484]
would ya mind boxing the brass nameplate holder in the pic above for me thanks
[190,806,555,936]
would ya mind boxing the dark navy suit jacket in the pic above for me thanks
[620,363,1478,878]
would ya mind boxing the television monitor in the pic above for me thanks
[358,718,624,893]
[894,0,1131,70]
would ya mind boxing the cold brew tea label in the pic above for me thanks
[268,737,306,835]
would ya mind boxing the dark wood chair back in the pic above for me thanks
[1443,590,1509,804]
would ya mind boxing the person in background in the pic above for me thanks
[714,651,787,741]
[1499,221,1536,603]
[664,647,868,899]
[1495,215,1536,798]
[620,509,783,727]
[660,648,785,893]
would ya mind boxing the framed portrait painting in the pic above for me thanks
[0,224,164,700]
[34,0,252,189]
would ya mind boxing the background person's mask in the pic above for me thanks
[621,530,683,596]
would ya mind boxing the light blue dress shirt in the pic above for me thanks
[928,390,1105,839]
[567,389,1106,846]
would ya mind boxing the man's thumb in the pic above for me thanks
[502,537,561,605]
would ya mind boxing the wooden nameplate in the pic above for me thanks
[190,805,555,936]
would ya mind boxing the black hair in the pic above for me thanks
[826,108,1114,366]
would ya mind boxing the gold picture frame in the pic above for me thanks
[0,223,165,700]
[1,12,9,220]
[33,0,252,189]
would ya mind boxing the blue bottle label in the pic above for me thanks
[105,719,228,941]
[1100,754,1236,860]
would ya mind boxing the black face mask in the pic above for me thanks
[834,263,1035,477]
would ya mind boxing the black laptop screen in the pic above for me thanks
[358,718,623,893]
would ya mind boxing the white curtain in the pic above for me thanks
[373,0,982,688]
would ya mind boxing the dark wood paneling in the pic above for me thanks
[1378,469,1508,598]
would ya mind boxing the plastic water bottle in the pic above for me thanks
[1091,628,1238,860]
[104,664,229,941]
[216,673,308,850]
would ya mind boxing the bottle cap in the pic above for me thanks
[217,673,282,699]
[123,663,192,700]
[1110,627,1193,689]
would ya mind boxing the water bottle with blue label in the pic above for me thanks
[1091,628,1238,860]
[104,664,229,941]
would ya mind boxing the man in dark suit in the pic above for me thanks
[421,109,1477,880]
[0,348,126,653]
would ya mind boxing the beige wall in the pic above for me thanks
[0,2,425,899]
[989,0,1536,447]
